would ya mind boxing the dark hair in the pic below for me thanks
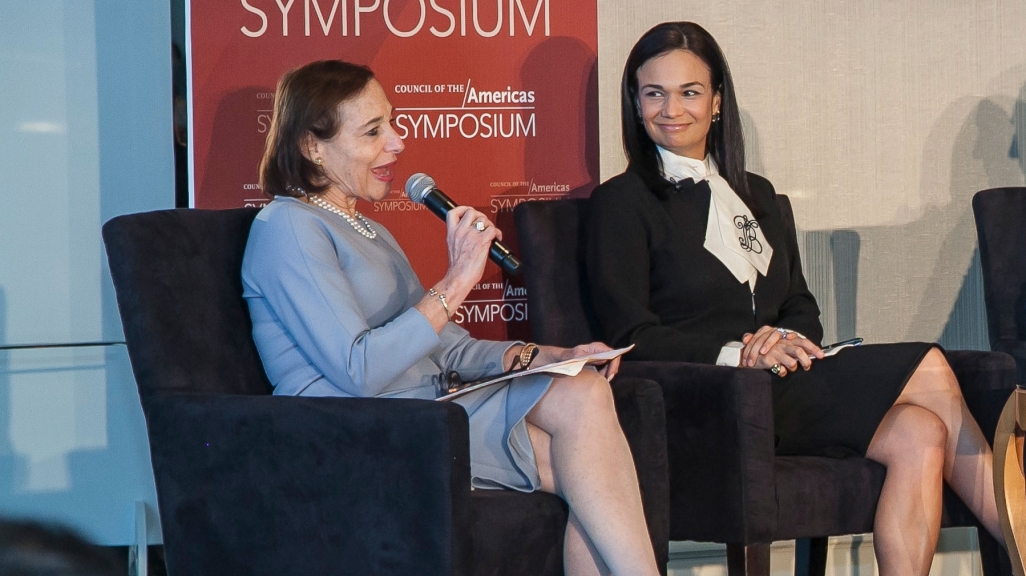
[259,60,375,198]
[0,519,120,575]
[620,22,755,211]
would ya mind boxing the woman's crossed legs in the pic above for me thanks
[526,370,659,576]
[866,347,1001,576]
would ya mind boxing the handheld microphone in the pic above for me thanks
[405,173,522,275]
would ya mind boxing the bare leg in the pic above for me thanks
[526,371,659,575]
[865,404,947,576]
[528,423,611,576]
[565,513,611,576]
[895,348,1002,540]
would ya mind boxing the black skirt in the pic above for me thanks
[771,342,935,458]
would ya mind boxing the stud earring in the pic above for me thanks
[314,158,324,166]
[712,111,721,123]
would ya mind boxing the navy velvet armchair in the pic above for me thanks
[102,207,670,575]
[974,187,1026,385]
[514,196,1015,576]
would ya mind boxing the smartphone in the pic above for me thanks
[821,337,863,354]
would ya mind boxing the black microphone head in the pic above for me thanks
[405,173,436,204]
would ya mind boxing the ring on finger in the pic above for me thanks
[474,220,486,232]
[770,363,781,375]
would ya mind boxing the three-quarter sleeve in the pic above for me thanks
[430,322,516,381]
[586,181,730,364]
[244,206,443,397]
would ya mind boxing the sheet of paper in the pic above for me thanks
[436,345,634,402]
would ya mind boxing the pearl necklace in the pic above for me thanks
[309,195,377,239]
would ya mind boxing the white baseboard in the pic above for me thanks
[668,527,982,576]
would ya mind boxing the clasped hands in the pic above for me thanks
[741,325,825,377]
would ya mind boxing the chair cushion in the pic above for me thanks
[471,490,567,575]
[772,456,884,540]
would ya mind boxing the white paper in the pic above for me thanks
[436,345,634,402]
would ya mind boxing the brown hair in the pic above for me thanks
[259,60,375,198]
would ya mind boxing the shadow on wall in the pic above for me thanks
[755,91,1024,348]
[829,231,860,342]
[911,96,1023,349]
[801,229,861,344]
[800,95,1023,349]
[852,96,1021,349]
[938,82,1026,346]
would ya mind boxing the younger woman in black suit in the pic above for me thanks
[586,21,1002,575]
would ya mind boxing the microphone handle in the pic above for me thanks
[422,188,522,276]
[490,243,522,275]
[423,190,457,220]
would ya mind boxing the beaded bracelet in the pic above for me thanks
[519,343,539,369]
[507,343,539,372]
[428,288,451,321]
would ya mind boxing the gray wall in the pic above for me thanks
[0,0,173,544]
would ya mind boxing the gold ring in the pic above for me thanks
[770,363,781,375]
[474,221,486,232]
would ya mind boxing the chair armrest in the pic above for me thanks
[145,394,472,576]
[619,362,777,544]
[945,349,1018,445]
[992,339,1026,385]
[610,377,670,573]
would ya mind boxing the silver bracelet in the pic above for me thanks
[428,288,451,321]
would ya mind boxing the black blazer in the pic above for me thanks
[585,169,823,364]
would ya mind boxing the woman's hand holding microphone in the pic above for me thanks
[417,206,622,381]
[415,206,499,331]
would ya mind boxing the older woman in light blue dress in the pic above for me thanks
[240,59,659,575]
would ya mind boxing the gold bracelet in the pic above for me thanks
[428,288,450,321]
[519,343,539,369]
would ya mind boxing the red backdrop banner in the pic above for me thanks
[188,0,597,340]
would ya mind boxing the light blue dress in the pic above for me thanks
[241,196,551,490]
